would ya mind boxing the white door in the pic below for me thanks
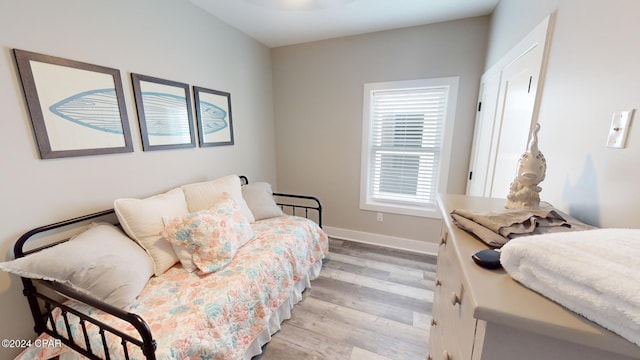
[488,47,541,198]
[466,15,552,198]
[466,72,500,197]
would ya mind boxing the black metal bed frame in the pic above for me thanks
[238,176,323,227]
[13,177,322,360]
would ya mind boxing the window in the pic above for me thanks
[360,77,459,218]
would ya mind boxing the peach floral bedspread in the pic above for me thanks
[16,216,328,360]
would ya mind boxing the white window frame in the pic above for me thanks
[359,77,459,218]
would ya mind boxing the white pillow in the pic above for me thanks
[0,222,153,309]
[241,182,284,221]
[114,187,188,276]
[181,175,255,223]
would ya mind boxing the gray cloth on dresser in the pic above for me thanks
[450,208,593,247]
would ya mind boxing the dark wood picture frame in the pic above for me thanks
[193,86,234,147]
[13,49,133,159]
[131,73,196,151]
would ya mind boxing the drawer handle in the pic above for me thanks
[439,232,448,245]
[443,350,453,360]
[430,318,438,327]
[435,279,442,287]
[451,292,461,306]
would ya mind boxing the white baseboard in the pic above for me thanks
[323,226,439,256]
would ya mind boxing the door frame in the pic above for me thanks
[466,14,554,197]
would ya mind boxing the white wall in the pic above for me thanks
[271,17,490,251]
[486,0,640,227]
[0,0,275,356]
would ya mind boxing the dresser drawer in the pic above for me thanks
[451,261,478,359]
[428,315,460,360]
[427,319,443,360]
[430,229,455,360]
[431,228,479,360]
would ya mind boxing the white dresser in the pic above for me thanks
[428,194,640,360]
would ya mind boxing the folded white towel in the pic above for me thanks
[500,228,640,346]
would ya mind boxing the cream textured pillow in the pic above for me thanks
[181,175,255,223]
[0,222,153,309]
[114,187,188,276]
[241,182,284,221]
[163,197,254,274]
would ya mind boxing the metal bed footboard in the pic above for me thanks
[14,209,157,360]
[239,175,323,227]
[272,192,323,228]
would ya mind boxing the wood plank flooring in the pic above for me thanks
[255,238,437,360]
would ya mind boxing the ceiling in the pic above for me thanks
[189,0,499,48]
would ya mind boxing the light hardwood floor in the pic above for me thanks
[255,238,437,360]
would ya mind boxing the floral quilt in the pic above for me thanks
[17,216,328,360]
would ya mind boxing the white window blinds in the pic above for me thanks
[360,77,458,218]
[369,86,447,205]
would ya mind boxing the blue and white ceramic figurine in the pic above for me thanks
[505,123,547,209]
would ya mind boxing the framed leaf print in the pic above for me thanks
[13,49,133,159]
[193,86,234,147]
[131,73,196,151]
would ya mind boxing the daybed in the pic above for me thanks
[1,175,328,360]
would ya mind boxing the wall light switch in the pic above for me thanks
[607,109,634,148]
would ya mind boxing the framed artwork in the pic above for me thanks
[13,49,133,159]
[193,86,234,147]
[131,73,196,151]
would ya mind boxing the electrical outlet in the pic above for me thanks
[376,213,383,221]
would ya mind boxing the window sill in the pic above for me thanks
[360,201,442,219]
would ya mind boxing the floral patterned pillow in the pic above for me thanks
[163,197,254,274]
